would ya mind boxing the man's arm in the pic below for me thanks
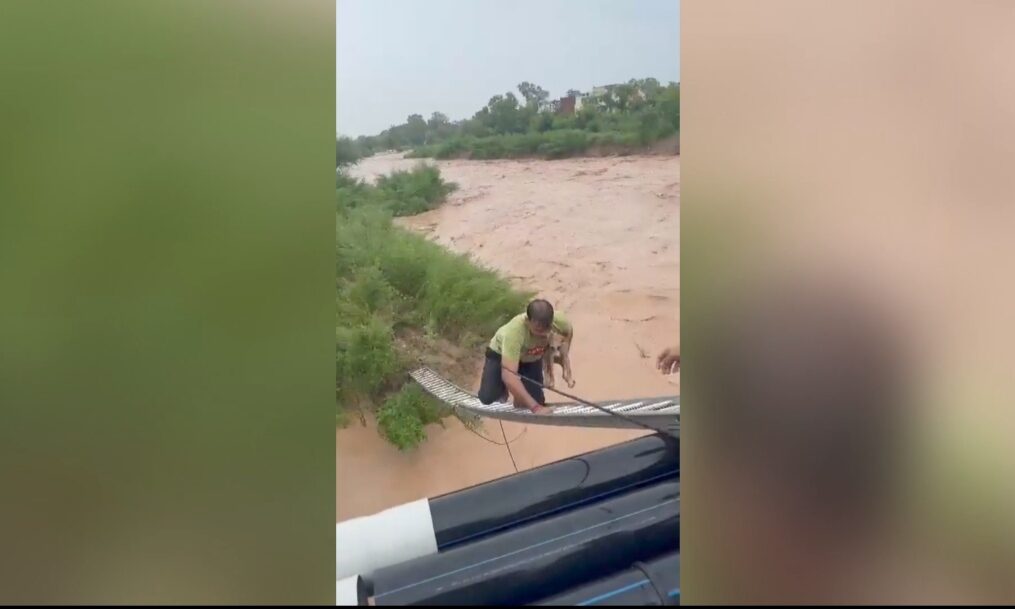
[501,358,543,413]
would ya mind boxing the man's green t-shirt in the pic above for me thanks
[489,312,572,364]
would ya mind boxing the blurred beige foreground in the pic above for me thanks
[683,0,1015,603]
[0,0,336,603]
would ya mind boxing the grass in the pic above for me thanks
[337,165,530,450]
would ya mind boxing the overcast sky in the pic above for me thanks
[337,0,680,137]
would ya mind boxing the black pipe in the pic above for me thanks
[429,433,679,550]
[533,551,680,606]
[371,480,679,606]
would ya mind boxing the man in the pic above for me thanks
[478,299,573,414]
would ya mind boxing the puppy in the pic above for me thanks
[542,331,575,390]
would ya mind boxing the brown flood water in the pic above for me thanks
[337,152,680,521]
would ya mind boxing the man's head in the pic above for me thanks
[525,299,554,337]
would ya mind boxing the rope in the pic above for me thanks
[500,420,519,473]
[457,416,526,446]
[455,411,524,473]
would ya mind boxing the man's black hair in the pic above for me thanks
[526,299,555,329]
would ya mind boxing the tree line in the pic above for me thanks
[337,78,679,164]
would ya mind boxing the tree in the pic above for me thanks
[638,78,661,98]
[462,116,491,138]
[483,92,524,134]
[598,86,619,113]
[657,83,680,131]
[613,83,637,113]
[566,89,582,98]
[575,105,601,129]
[427,112,449,130]
[426,111,452,143]
[517,81,549,108]
[405,114,427,146]
[637,109,662,145]
[355,135,376,157]
[531,112,554,133]
[336,137,360,167]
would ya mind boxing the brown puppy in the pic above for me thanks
[542,331,575,390]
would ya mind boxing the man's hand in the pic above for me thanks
[530,403,551,415]
[502,358,546,413]
[657,346,680,375]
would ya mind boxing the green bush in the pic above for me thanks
[537,130,590,159]
[432,138,470,159]
[337,165,457,217]
[342,264,400,315]
[335,317,401,401]
[413,130,600,161]
[377,384,449,451]
[336,170,361,190]
[531,113,554,133]
[471,137,506,160]
[336,203,390,275]
[337,136,365,167]
[376,395,424,450]
[552,115,578,131]
[374,164,457,216]
[586,131,643,151]
[405,126,675,161]
[376,237,430,298]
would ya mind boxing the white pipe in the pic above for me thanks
[336,497,438,581]
[336,575,363,606]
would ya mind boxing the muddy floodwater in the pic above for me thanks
[338,152,680,521]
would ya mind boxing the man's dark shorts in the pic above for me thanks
[478,347,546,406]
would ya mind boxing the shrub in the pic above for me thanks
[376,384,449,451]
[375,164,457,216]
[335,317,401,402]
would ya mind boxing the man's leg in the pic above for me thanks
[478,349,507,405]
[517,360,546,406]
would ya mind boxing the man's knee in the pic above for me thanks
[478,383,503,405]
